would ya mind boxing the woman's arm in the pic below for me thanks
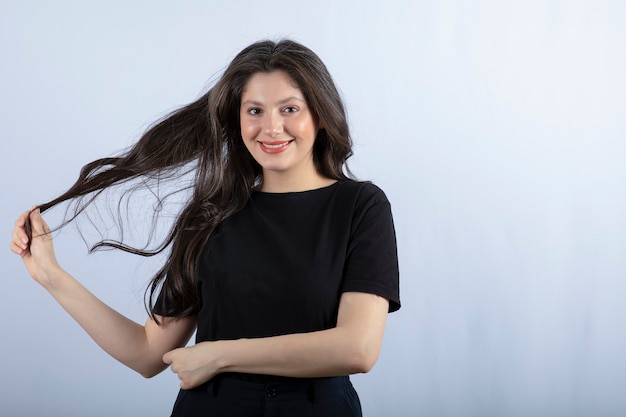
[163,291,389,389]
[10,208,197,377]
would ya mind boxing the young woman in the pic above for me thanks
[10,39,400,416]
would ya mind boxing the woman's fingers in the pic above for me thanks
[11,226,27,252]
[9,239,26,256]
[9,207,52,257]
[12,207,60,285]
[29,208,49,236]
[11,209,35,252]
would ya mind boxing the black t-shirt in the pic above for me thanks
[194,180,400,344]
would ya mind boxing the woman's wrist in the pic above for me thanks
[211,339,233,374]
[40,265,70,293]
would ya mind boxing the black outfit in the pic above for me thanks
[166,181,400,416]
[171,375,362,417]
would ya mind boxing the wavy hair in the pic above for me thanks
[26,39,354,319]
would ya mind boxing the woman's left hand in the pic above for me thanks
[163,342,223,389]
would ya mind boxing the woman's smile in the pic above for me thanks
[258,139,295,153]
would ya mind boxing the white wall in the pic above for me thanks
[1,1,625,416]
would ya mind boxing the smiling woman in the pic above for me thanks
[10,39,400,417]
[240,71,333,192]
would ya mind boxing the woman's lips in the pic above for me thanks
[259,139,294,154]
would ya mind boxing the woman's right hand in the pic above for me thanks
[10,208,63,288]
[10,207,198,378]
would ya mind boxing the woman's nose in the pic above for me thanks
[264,112,283,137]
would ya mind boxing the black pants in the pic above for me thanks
[170,375,362,417]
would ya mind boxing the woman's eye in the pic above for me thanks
[283,106,298,113]
[247,108,261,115]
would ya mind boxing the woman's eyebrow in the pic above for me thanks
[277,96,305,105]
[241,96,305,107]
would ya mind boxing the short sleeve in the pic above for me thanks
[152,279,202,317]
[341,185,401,312]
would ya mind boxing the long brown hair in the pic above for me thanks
[27,39,354,319]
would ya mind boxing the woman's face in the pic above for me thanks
[239,70,318,183]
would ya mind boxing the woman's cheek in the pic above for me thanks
[241,122,261,142]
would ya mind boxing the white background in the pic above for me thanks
[1,1,625,416]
